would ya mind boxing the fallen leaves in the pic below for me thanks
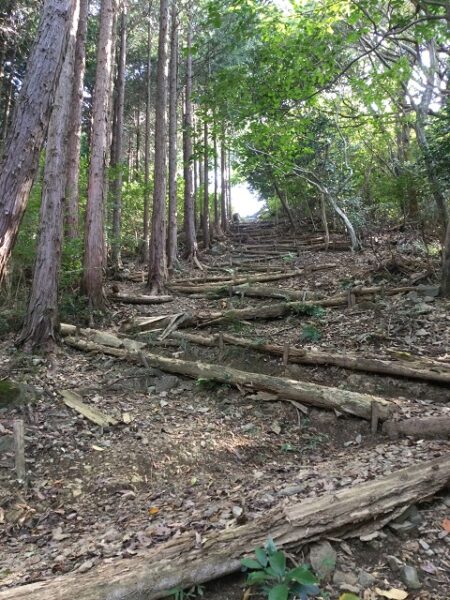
[442,517,450,533]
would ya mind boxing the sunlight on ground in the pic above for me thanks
[231,183,264,218]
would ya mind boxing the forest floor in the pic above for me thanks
[0,220,449,600]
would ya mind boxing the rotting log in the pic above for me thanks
[1,454,449,600]
[383,417,450,439]
[109,293,173,304]
[121,289,415,330]
[170,283,416,301]
[165,331,450,386]
[61,334,392,420]
[171,264,337,287]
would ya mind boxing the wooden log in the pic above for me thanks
[172,263,337,287]
[166,331,450,385]
[383,417,450,439]
[61,390,119,427]
[1,455,449,600]
[13,420,25,481]
[59,324,146,351]
[109,293,174,304]
[61,335,391,420]
[172,283,416,302]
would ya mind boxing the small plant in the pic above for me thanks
[167,585,204,600]
[291,304,325,318]
[241,537,320,600]
[299,324,322,343]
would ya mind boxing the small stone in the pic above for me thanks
[387,555,403,572]
[442,494,450,508]
[358,570,376,588]
[278,485,303,497]
[401,565,421,590]
[389,520,417,535]
[77,558,96,573]
[333,570,358,587]
[241,423,256,432]
[309,541,337,580]
[154,375,179,393]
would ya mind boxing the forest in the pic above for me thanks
[0,0,449,599]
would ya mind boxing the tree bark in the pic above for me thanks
[220,132,227,232]
[65,0,89,240]
[0,0,77,283]
[81,0,117,308]
[202,118,210,248]
[167,330,450,386]
[147,0,169,294]
[182,15,198,262]
[166,0,178,272]
[17,0,81,349]
[1,455,449,600]
[383,417,450,439]
[110,6,127,272]
[62,334,392,420]
[441,220,450,297]
[142,2,153,262]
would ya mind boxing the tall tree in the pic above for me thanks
[110,4,127,272]
[65,0,89,240]
[167,0,178,271]
[202,118,210,248]
[81,0,117,308]
[18,0,81,348]
[442,222,450,298]
[220,133,227,232]
[0,0,78,283]
[142,1,153,262]
[182,14,198,262]
[147,0,169,293]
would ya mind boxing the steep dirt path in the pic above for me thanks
[0,220,449,598]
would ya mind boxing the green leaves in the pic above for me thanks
[288,566,318,586]
[269,551,287,577]
[241,538,320,599]
[268,584,289,600]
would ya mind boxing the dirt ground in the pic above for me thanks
[1,223,449,599]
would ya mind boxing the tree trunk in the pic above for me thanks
[0,0,77,283]
[320,192,329,250]
[1,455,449,600]
[202,119,210,248]
[65,0,89,240]
[134,104,141,177]
[415,116,449,235]
[182,15,198,262]
[213,123,220,233]
[441,220,450,297]
[17,1,81,349]
[270,173,296,230]
[220,132,227,232]
[383,417,450,439]
[81,0,117,308]
[110,7,127,272]
[142,3,152,262]
[167,0,178,272]
[147,0,169,294]
[227,148,232,218]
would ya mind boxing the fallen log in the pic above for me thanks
[59,324,146,352]
[109,293,173,304]
[170,265,338,291]
[165,331,450,386]
[61,335,392,420]
[383,417,450,439]
[60,390,119,427]
[1,454,449,600]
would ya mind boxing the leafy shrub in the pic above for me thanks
[241,538,320,600]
